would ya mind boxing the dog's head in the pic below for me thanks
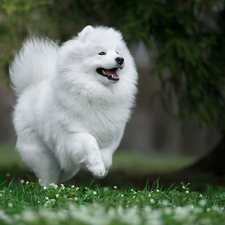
[59,26,131,85]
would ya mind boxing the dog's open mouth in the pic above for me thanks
[96,68,120,81]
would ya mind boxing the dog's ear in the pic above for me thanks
[78,25,94,42]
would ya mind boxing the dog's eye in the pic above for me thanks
[98,52,106,55]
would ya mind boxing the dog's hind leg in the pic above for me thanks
[16,130,61,186]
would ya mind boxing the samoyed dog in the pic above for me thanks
[9,25,138,186]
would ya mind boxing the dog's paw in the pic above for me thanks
[87,162,107,179]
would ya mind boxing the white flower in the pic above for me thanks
[54,184,58,189]
[93,191,97,195]
[149,194,151,197]
[114,186,117,189]
[74,197,78,201]
[71,185,75,188]
[75,187,79,191]
[0,194,2,197]
[20,179,25,184]
[38,179,42,183]
[131,189,133,191]
[133,196,136,198]
[8,203,13,208]
[162,200,169,206]
[156,189,159,192]
[43,186,47,190]
[121,194,124,197]
[199,199,207,207]
[186,191,189,194]
[60,184,64,187]
[22,210,37,223]
[63,195,67,199]
[150,199,155,204]
[26,181,29,185]
[56,194,59,198]
[38,201,40,204]
[134,192,137,194]
[46,197,49,200]
[199,194,202,197]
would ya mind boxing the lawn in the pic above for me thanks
[0,144,196,173]
[0,179,225,225]
[1,144,225,224]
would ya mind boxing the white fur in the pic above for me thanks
[9,26,138,185]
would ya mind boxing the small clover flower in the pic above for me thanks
[56,194,59,198]
[156,189,159,192]
[75,187,79,191]
[199,199,207,207]
[8,203,13,208]
[71,185,75,188]
[162,200,169,206]
[21,179,25,184]
[38,179,42,183]
[60,184,64,187]
[74,197,78,201]
[114,186,117,189]
[43,186,47,190]
[150,199,155,204]
[0,194,2,197]
[45,197,49,200]
[26,181,29,185]
[186,191,189,194]
[93,191,97,195]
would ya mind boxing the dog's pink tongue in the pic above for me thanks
[106,69,119,79]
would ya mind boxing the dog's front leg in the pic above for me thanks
[58,132,107,179]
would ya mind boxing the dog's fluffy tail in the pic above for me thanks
[9,37,59,96]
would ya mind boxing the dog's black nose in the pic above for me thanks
[115,57,124,65]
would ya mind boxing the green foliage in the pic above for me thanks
[0,0,52,83]
[1,0,225,130]
[94,0,225,130]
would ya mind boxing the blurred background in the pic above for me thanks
[0,0,225,188]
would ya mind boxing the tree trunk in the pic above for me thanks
[183,134,225,175]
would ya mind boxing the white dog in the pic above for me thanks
[9,25,138,185]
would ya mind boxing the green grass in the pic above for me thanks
[1,144,223,224]
[0,144,196,173]
[0,178,225,225]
